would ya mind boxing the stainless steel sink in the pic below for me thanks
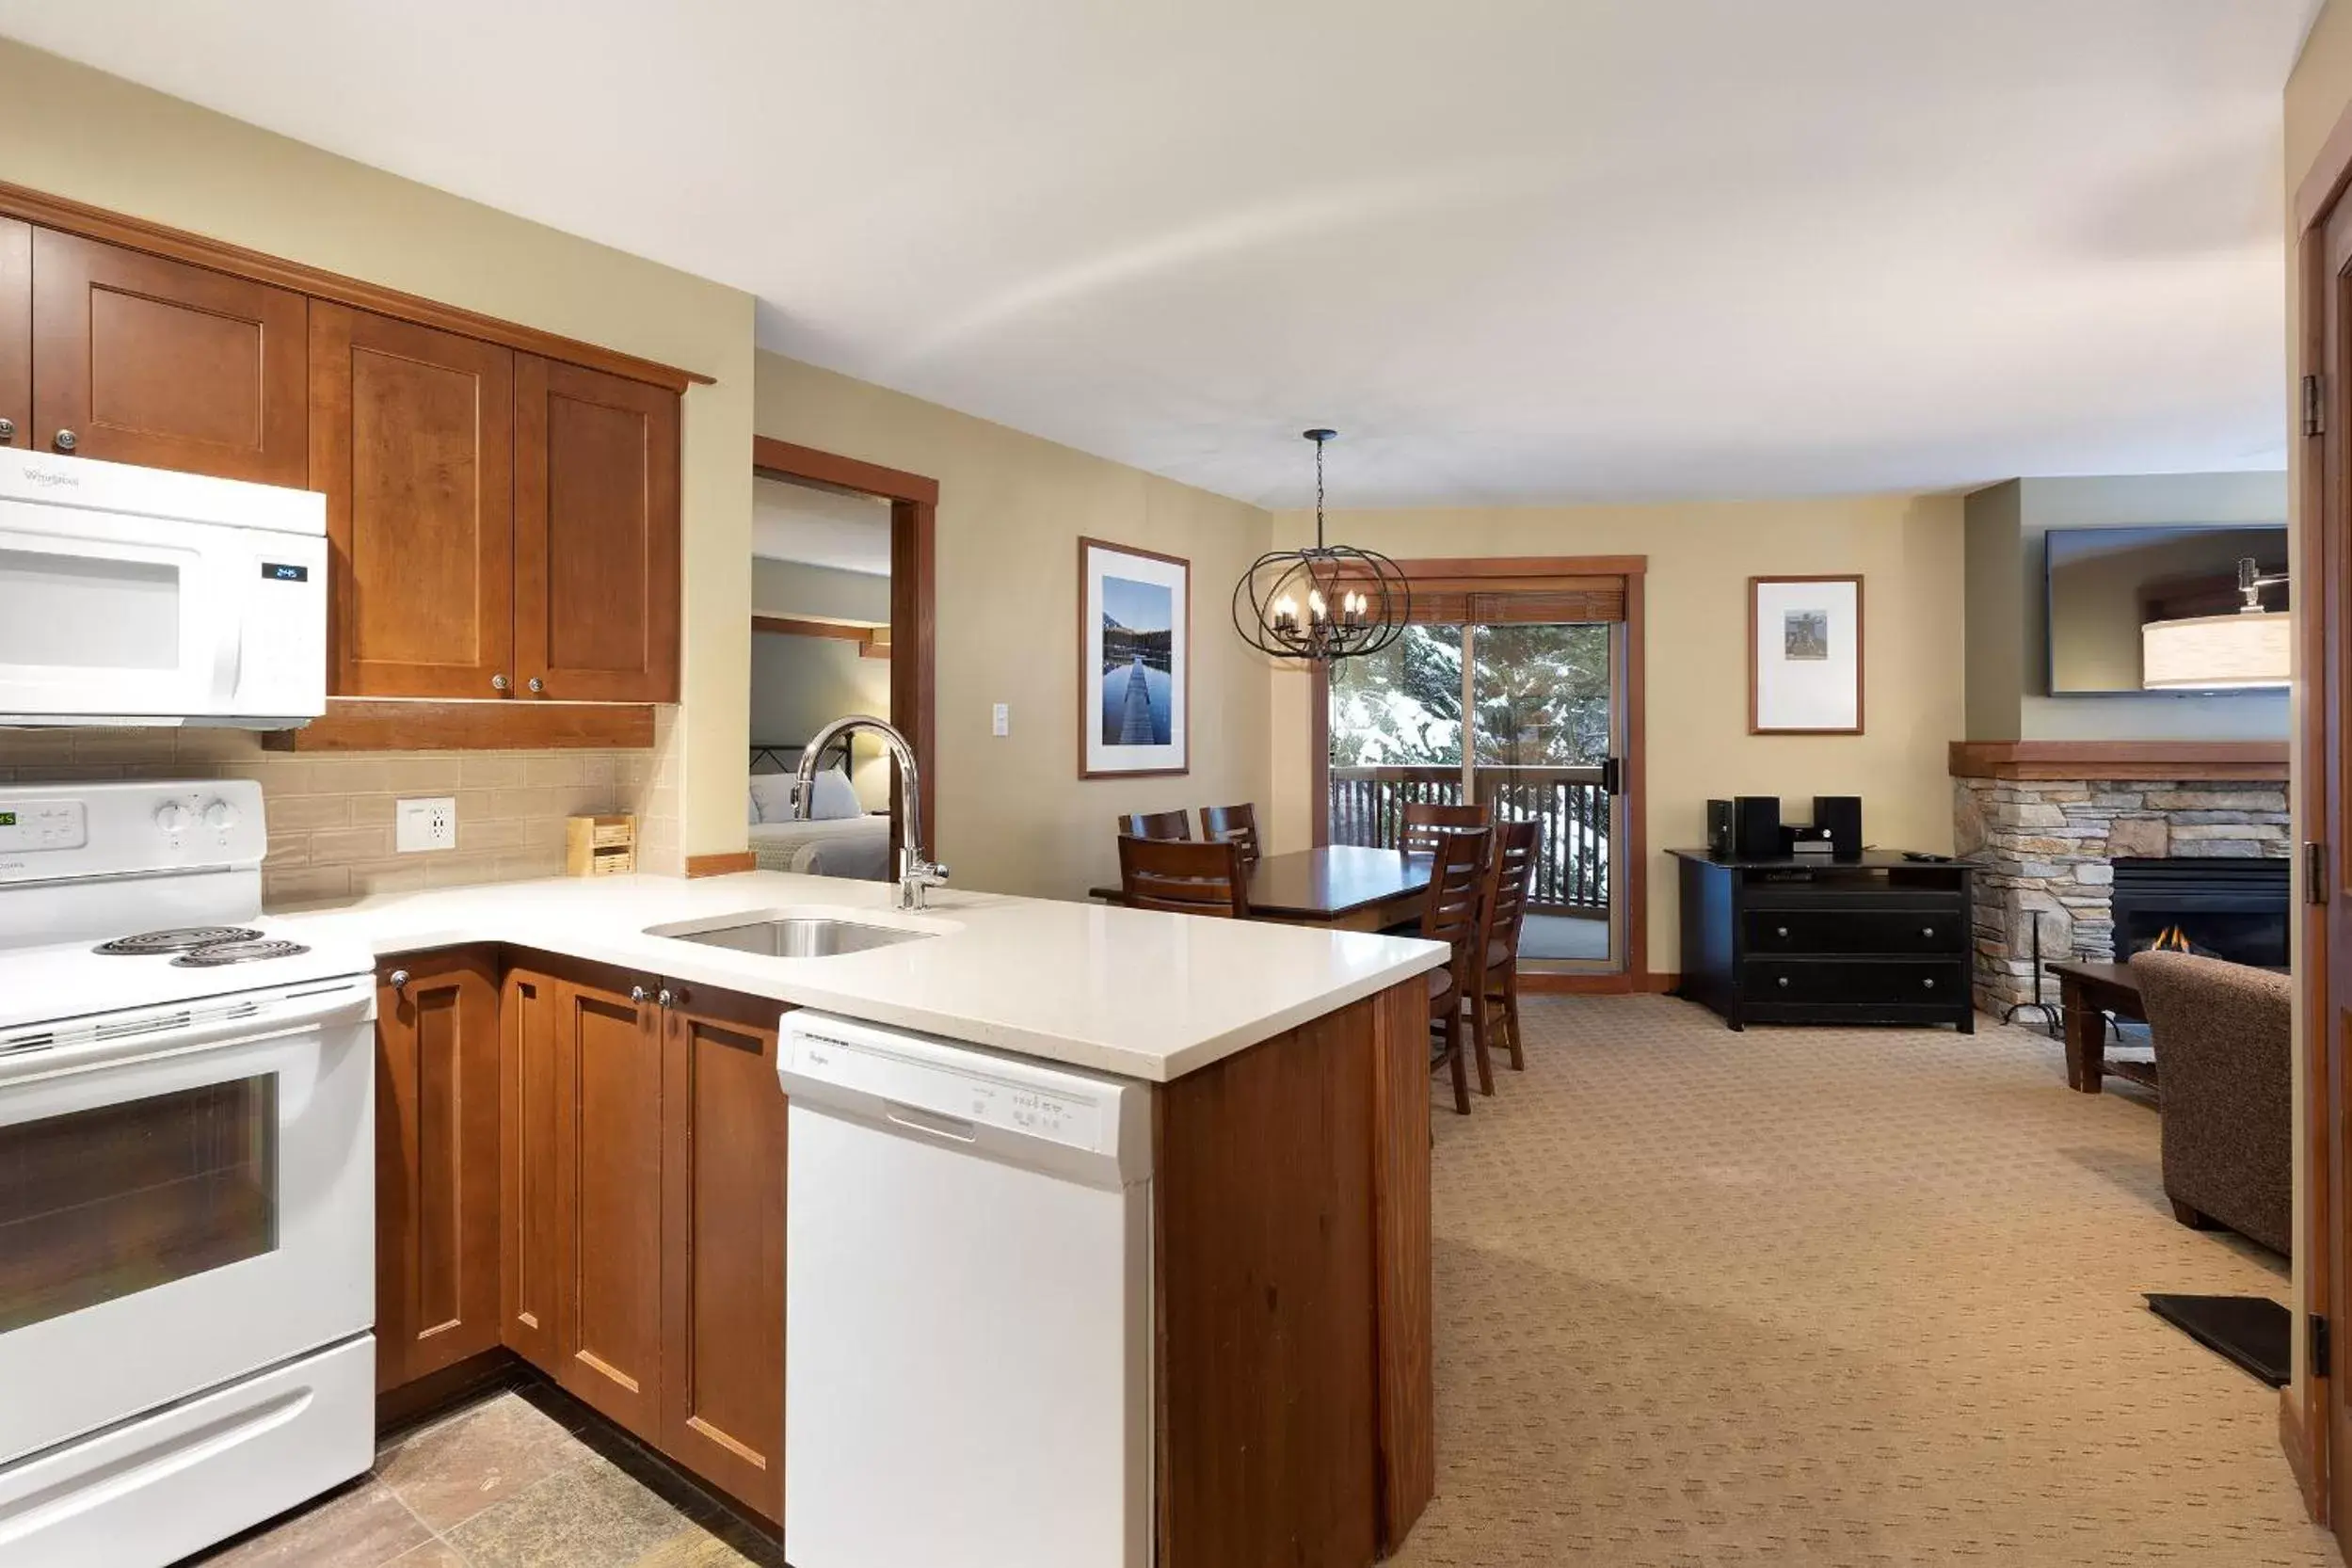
[654,916,936,958]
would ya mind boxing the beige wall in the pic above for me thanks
[1263,495,1967,971]
[1963,472,2290,743]
[753,351,1274,899]
[2282,0,2351,1432]
[0,38,756,873]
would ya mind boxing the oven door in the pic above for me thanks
[0,980,374,1468]
[0,497,248,721]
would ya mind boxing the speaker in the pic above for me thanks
[1813,795,1863,858]
[1706,799,1736,858]
[1733,795,1782,859]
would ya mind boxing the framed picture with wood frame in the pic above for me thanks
[1749,574,1864,734]
[1080,536,1190,777]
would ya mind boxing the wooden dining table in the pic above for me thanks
[1091,844,1432,932]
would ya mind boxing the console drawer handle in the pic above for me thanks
[1775,926,1789,938]
[1923,977,1937,990]
[1776,976,1790,988]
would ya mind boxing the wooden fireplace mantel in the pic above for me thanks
[1948,740,2289,783]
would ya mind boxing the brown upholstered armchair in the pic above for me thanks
[2128,950,2292,1257]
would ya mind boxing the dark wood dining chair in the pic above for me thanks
[1421,825,1493,1114]
[1400,801,1491,856]
[1118,808,1192,840]
[1198,803,1261,864]
[1117,835,1249,919]
[1476,819,1542,1075]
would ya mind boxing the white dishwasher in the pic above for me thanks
[778,1011,1155,1568]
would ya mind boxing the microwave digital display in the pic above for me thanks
[262,563,310,583]
[0,812,14,827]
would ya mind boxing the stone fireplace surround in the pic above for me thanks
[1949,743,2291,1014]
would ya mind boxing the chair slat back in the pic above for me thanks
[1487,818,1542,963]
[1400,801,1491,856]
[1118,835,1249,919]
[1119,809,1192,841]
[1419,825,1493,992]
[1199,803,1261,864]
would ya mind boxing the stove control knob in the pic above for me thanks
[154,802,192,833]
[202,799,240,832]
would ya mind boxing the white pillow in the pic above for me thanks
[747,774,799,823]
[747,784,765,825]
[806,768,864,821]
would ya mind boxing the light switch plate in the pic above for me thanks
[992,702,1010,737]
[395,796,457,853]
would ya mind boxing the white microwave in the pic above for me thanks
[0,450,327,728]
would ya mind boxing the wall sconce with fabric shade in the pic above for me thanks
[2140,557,2289,690]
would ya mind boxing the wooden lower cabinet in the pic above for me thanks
[375,951,503,1391]
[407,956,785,1522]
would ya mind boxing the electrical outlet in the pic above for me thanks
[992,702,1010,737]
[395,796,457,853]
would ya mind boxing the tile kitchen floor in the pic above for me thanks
[185,1383,781,1568]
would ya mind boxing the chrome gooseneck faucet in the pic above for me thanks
[794,714,948,910]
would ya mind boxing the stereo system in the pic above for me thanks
[1704,795,1864,860]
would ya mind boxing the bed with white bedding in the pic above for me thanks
[746,814,891,880]
[747,749,891,881]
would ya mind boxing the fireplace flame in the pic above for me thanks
[2151,925,2193,954]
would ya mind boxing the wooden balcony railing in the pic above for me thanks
[1328,764,1608,913]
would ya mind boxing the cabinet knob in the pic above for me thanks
[0,417,14,443]
[527,677,545,694]
[52,429,76,453]
[1923,977,1937,989]
[491,673,510,693]
[630,984,650,1004]
[1775,926,1789,938]
[1776,976,1790,988]
[387,969,410,991]
[656,987,674,1008]
[1921,926,1935,938]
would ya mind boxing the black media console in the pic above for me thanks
[1670,849,1976,1032]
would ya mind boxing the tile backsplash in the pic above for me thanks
[0,712,679,908]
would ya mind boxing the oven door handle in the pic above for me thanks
[0,978,375,1086]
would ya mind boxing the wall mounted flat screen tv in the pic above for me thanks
[2044,523,2289,696]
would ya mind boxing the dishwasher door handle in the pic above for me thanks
[884,1101,979,1144]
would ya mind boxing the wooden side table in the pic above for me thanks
[2046,961,2155,1095]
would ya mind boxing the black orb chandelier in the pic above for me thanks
[1231,429,1410,662]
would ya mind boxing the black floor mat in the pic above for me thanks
[2145,1293,2291,1387]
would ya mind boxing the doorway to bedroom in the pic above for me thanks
[745,472,899,881]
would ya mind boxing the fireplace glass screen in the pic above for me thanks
[2109,858,2290,969]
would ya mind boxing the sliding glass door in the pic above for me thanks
[1327,616,1628,970]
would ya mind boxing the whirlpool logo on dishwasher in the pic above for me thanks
[23,468,78,488]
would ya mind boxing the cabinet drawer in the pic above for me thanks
[1743,909,1961,955]
[1745,958,1964,1006]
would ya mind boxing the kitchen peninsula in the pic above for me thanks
[280,870,1446,1568]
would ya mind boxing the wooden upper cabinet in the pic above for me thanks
[312,303,515,698]
[0,218,26,452]
[515,356,680,702]
[29,229,307,484]
[375,951,503,1393]
[660,987,789,1522]
[552,976,667,1434]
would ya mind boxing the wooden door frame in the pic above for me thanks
[749,436,938,866]
[1307,555,1650,993]
[2288,106,2352,1531]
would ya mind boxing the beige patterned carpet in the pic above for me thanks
[1393,996,2341,1568]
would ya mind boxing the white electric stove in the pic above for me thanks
[0,779,377,1568]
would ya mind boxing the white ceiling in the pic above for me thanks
[753,477,892,576]
[0,0,2320,505]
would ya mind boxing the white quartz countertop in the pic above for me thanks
[274,870,1448,1082]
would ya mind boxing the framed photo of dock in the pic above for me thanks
[1080,537,1190,777]
[1750,574,1864,734]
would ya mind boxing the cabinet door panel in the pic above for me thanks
[376,951,502,1392]
[312,302,514,697]
[30,228,306,484]
[555,979,665,1432]
[660,988,787,1520]
[0,218,25,451]
[501,968,564,1373]
[515,356,680,701]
